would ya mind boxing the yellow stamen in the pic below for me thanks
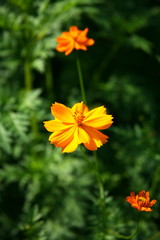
[73,111,85,125]
[138,197,146,202]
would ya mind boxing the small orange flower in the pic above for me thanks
[43,101,113,153]
[126,190,156,212]
[56,26,95,55]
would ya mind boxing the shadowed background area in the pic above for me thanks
[1,0,160,239]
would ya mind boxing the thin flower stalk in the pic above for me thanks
[24,60,33,91]
[76,56,87,104]
[150,164,160,195]
[80,147,107,240]
[108,212,141,239]
[45,59,54,100]
[93,151,105,203]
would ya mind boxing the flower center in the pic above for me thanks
[73,111,85,125]
[138,196,147,206]
[138,197,146,202]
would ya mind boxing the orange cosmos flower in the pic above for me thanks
[126,190,156,212]
[43,101,113,153]
[56,26,95,55]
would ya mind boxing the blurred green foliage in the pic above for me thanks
[1,0,160,239]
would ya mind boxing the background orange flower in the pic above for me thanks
[44,101,113,153]
[56,26,95,55]
[126,190,156,212]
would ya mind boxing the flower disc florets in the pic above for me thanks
[73,111,85,125]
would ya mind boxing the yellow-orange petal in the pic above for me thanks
[77,28,88,40]
[51,102,73,122]
[71,101,89,114]
[61,32,72,38]
[84,115,113,130]
[126,196,135,204]
[56,42,71,50]
[84,137,98,151]
[69,26,79,37]
[64,42,75,55]
[150,200,157,206]
[56,36,71,42]
[56,43,74,55]
[56,45,67,52]
[86,38,95,46]
[70,26,78,31]
[74,42,87,50]
[49,126,78,153]
[130,192,136,196]
[74,126,90,144]
[82,125,108,148]
[43,120,73,132]
[84,105,106,118]
[49,126,73,143]
[139,190,146,196]
[145,191,150,200]
[131,204,139,209]
[51,124,78,153]
[62,138,79,153]
[141,207,152,212]
[83,106,113,129]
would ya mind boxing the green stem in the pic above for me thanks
[80,147,106,240]
[150,163,160,195]
[24,60,33,91]
[108,212,141,239]
[147,232,160,240]
[31,115,39,140]
[93,151,106,240]
[24,60,39,138]
[45,59,54,100]
[93,151,105,202]
[80,147,105,202]
[76,57,87,104]
[92,42,119,88]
